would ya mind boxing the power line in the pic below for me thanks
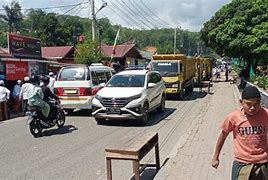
[96,0,133,27]
[108,0,147,29]
[108,0,148,29]
[126,0,160,28]
[139,0,174,28]
[0,2,87,11]
[104,3,135,28]
[132,0,168,28]
[95,0,134,27]
[61,3,83,16]
[118,0,154,29]
[73,6,87,16]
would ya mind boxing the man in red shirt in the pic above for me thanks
[212,86,268,179]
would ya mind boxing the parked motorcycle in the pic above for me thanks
[26,100,65,137]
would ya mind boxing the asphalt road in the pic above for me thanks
[0,90,211,180]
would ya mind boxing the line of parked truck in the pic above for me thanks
[150,54,212,99]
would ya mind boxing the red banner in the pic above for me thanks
[5,61,29,80]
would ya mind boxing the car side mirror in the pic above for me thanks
[148,82,156,88]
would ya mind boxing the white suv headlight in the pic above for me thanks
[128,93,142,101]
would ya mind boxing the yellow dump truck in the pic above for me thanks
[193,57,212,86]
[193,57,202,85]
[151,54,195,99]
[201,57,212,80]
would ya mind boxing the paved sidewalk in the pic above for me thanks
[155,78,241,180]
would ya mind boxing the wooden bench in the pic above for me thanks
[199,80,211,93]
[105,132,160,180]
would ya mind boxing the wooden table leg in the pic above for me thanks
[132,160,140,180]
[106,158,112,180]
[155,143,160,171]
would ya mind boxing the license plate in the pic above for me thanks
[106,107,121,114]
[64,89,78,94]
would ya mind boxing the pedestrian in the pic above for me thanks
[19,76,31,116]
[0,80,10,120]
[12,80,22,113]
[48,72,55,93]
[211,86,268,179]
[225,64,229,82]
[216,67,221,79]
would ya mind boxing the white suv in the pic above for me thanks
[92,70,166,125]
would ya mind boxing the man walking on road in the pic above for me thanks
[19,76,31,116]
[0,80,10,120]
[225,64,229,82]
[48,72,55,93]
[12,80,22,113]
[211,86,268,179]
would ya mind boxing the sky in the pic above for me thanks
[0,0,232,32]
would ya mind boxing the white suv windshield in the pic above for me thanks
[107,74,145,87]
[58,67,86,81]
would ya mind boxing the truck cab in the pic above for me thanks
[150,54,195,99]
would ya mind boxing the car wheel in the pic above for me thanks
[179,88,185,100]
[140,102,149,125]
[157,95,165,113]
[66,109,74,115]
[95,118,105,125]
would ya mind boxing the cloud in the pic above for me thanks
[0,0,232,32]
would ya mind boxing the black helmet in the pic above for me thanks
[30,75,39,84]
[41,75,50,84]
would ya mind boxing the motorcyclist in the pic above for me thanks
[27,75,50,122]
[40,76,60,122]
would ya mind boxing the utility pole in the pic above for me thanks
[91,0,97,41]
[173,27,176,54]
[197,42,200,55]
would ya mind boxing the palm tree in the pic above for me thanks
[0,1,22,33]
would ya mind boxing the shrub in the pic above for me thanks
[250,75,268,90]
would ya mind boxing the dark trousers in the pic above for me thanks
[22,99,28,114]
[12,97,21,113]
[0,101,8,120]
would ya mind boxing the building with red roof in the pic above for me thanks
[42,46,75,64]
[101,41,146,71]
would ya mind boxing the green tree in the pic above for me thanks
[74,40,102,65]
[0,32,7,48]
[58,15,84,45]
[25,9,46,33]
[201,0,268,76]
[0,1,22,33]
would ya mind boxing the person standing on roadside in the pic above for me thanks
[0,80,10,120]
[19,76,31,115]
[225,64,229,82]
[211,86,268,180]
[48,72,55,93]
[12,80,22,113]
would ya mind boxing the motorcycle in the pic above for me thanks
[26,100,65,137]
